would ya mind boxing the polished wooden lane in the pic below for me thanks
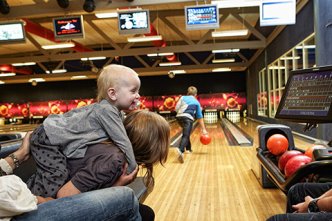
[143,118,314,221]
[0,123,38,133]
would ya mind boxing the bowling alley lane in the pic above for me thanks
[234,118,316,151]
[0,123,37,133]
[142,116,315,221]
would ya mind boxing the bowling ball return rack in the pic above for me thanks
[256,124,332,194]
[0,134,149,202]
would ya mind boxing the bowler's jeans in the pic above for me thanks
[267,183,332,221]
[176,117,194,153]
[13,186,142,221]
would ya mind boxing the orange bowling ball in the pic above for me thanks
[200,134,211,145]
[304,145,326,159]
[266,134,289,156]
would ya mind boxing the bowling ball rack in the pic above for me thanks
[256,124,332,194]
[257,148,332,193]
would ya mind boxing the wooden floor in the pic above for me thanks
[0,118,314,221]
[143,118,314,221]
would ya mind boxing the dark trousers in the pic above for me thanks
[139,203,155,221]
[267,183,332,221]
[27,125,68,198]
[176,117,193,153]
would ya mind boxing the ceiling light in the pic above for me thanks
[0,0,10,15]
[212,49,240,53]
[212,68,231,72]
[29,78,45,82]
[95,12,118,18]
[170,70,186,74]
[0,73,16,77]
[168,72,175,78]
[212,58,236,63]
[127,35,162,43]
[42,43,75,50]
[212,29,248,37]
[159,62,181,67]
[147,52,174,57]
[0,80,4,84]
[211,0,260,8]
[71,75,88,80]
[12,62,36,66]
[280,56,300,60]
[83,0,96,13]
[81,57,106,61]
[46,69,67,74]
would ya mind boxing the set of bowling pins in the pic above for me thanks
[204,111,218,124]
[226,111,241,123]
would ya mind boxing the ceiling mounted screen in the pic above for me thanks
[0,21,26,44]
[53,15,85,40]
[185,4,219,30]
[118,9,150,35]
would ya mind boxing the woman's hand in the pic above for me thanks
[112,163,138,186]
[36,196,55,204]
[5,131,33,170]
[15,131,33,162]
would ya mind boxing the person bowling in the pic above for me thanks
[175,86,208,163]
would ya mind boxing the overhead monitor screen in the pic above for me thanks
[118,9,150,35]
[260,0,296,26]
[185,4,219,30]
[275,66,332,123]
[0,21,26,44]
[53,15,85,40]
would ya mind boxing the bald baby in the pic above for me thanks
[97,64,140,103]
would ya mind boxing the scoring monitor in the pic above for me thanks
[275,66,332,123]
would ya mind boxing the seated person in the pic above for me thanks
[1,175,141,221]
[1,110,170,221]
[266,182,332,221]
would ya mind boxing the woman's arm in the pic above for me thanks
[57,181,81,198]
[57,144,135,198]
[56,164,138,198]
[2,131,32,173]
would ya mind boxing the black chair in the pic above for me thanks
[0,133,22,142]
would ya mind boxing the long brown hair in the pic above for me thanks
[124,110,170,189]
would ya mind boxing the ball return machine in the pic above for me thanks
[256,66,332,193]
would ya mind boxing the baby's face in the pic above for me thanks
[114,74,141,110]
